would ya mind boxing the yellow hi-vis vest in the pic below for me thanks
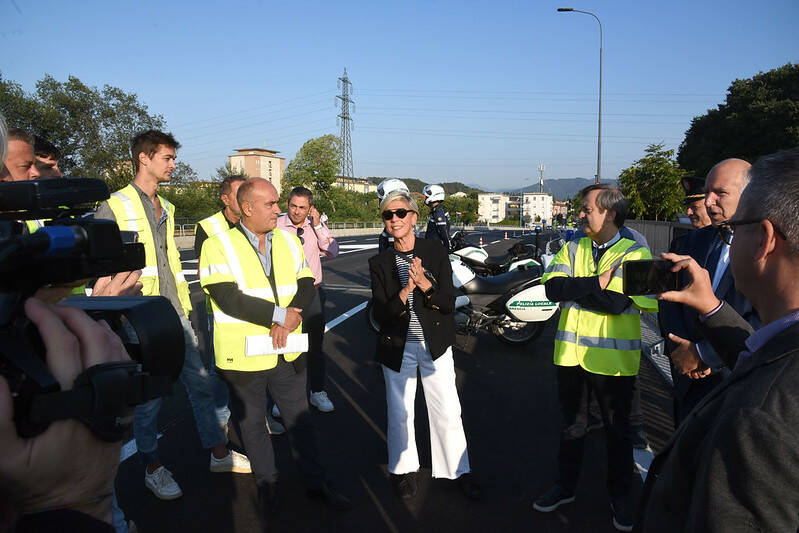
[196,211,230,242]
[105,184,192,316]
[196,210,233,312]
[199,227,314,371]
[541,236,658,376]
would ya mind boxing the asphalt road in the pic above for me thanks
[114,229,674,533]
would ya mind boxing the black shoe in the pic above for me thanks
[586,413,604,432]
[258,481,280,515]
[457,473,482,501]
[392,472,418,500]
[533,483,575,512]
[610,494,634,532]
[630,425,651,450]
[307,482,352,511]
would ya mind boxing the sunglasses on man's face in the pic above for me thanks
[296,227,304,244]
[382,208,413,221]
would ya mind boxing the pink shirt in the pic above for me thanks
[276,214,339,284]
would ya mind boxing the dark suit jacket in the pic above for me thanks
[369,238,456,372]
[658,225,759,412]
[637,303,799,532]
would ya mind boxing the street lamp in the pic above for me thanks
[558,7,603,183]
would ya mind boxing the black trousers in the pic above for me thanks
[588,373,645,427]
[556,365,635,498]
[219,358,325,489]
[306,287,327,393]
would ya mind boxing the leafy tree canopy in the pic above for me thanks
[281,134,341,210]
[618,143,686,221]
[678,63,799,175]
[0,73,196,192]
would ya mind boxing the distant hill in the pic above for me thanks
[365,177,483,196]
[505,178,618,201]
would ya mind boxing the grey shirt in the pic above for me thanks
[95,182,185,317]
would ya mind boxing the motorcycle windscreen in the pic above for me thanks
[505,284,558,322]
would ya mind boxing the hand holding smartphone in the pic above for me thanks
[623,259,679,296]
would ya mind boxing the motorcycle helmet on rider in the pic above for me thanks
[422,184,446,206]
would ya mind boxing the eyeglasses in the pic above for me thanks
[296,227,304,244]
[382,208,413,221]
[717,218,786,245]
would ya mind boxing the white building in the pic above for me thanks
[521,193,554,224]
[477,193,509,223]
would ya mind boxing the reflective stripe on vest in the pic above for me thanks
[199,227,314,371]
[106,184,192,316]
[548,236,657,376]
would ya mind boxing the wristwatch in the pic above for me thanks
[424,285,435,298]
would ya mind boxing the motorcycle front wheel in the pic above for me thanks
[491,316,545,345]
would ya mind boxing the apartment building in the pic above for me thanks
[228,147,286,194]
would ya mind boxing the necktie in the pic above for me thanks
[706,234,724,281]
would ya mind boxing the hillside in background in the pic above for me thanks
[365,177,483,196]
[364,176,617,201]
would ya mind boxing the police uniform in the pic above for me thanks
[540,234,657,503]
[425,203,451,250]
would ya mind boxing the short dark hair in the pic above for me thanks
[580,183,629,227]
[131,130,180,172]
[34,135,61,160]
[288,186,313,205]
[220,175,246,197]
[8,127,34,146]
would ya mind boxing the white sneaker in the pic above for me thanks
[265,412,286,435]
[271,404,281,419]
[309,391,335,412]
[210,450,251,473]
[144,466,183,500]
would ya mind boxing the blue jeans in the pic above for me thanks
[133,315,226,465]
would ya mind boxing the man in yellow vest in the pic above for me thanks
[200,178,350,515]
[95,130,250,501]
[534,184,657,532]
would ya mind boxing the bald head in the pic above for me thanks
[704,158,752,226]
[237,178,281,234]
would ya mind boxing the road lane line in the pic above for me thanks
[325,301,368,332]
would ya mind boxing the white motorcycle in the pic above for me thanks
[366,254,559,345]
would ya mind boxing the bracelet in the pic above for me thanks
[23,492,113,515]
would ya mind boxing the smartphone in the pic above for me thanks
[623,259,678,296]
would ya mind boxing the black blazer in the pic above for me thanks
[637,303,799,532]
[368,238,456,372]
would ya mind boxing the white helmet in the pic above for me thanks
[377,179,410,201]
[423,184,445,205]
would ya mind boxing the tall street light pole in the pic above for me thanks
[558,7,602,183]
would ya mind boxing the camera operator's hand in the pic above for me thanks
[689,361,712,380]
[92,270,143,297]
[0,298,129,525]
[657,253,721,315]
[283,307,303,332]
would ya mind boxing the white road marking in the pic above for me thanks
[183,269,198,275]
[325,301,368,332]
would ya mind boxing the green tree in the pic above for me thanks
[443,193,479,225]
[678,63,799,175]
[214,160,247,181]
[281,134,341,211]
[160,182,221,221]
[618,143,686,221]
[171,161,198,185]
[0,73,165,191]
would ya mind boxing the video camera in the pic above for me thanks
[0,178,184,441]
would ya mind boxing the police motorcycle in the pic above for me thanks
[449,229,540,276]
[365,253,559,346]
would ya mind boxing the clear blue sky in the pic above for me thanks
[2,0,797,190]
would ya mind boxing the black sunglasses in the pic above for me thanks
[382,208,413,221]
[296,227,304,244]
[717,218,786,245]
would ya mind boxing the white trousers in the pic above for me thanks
[382,340,471,479]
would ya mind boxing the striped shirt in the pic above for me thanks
[394,251,425,342]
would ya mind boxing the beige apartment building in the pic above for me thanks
[333,177,377,194]
[477,193,510,223]
[228,147,286,194]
